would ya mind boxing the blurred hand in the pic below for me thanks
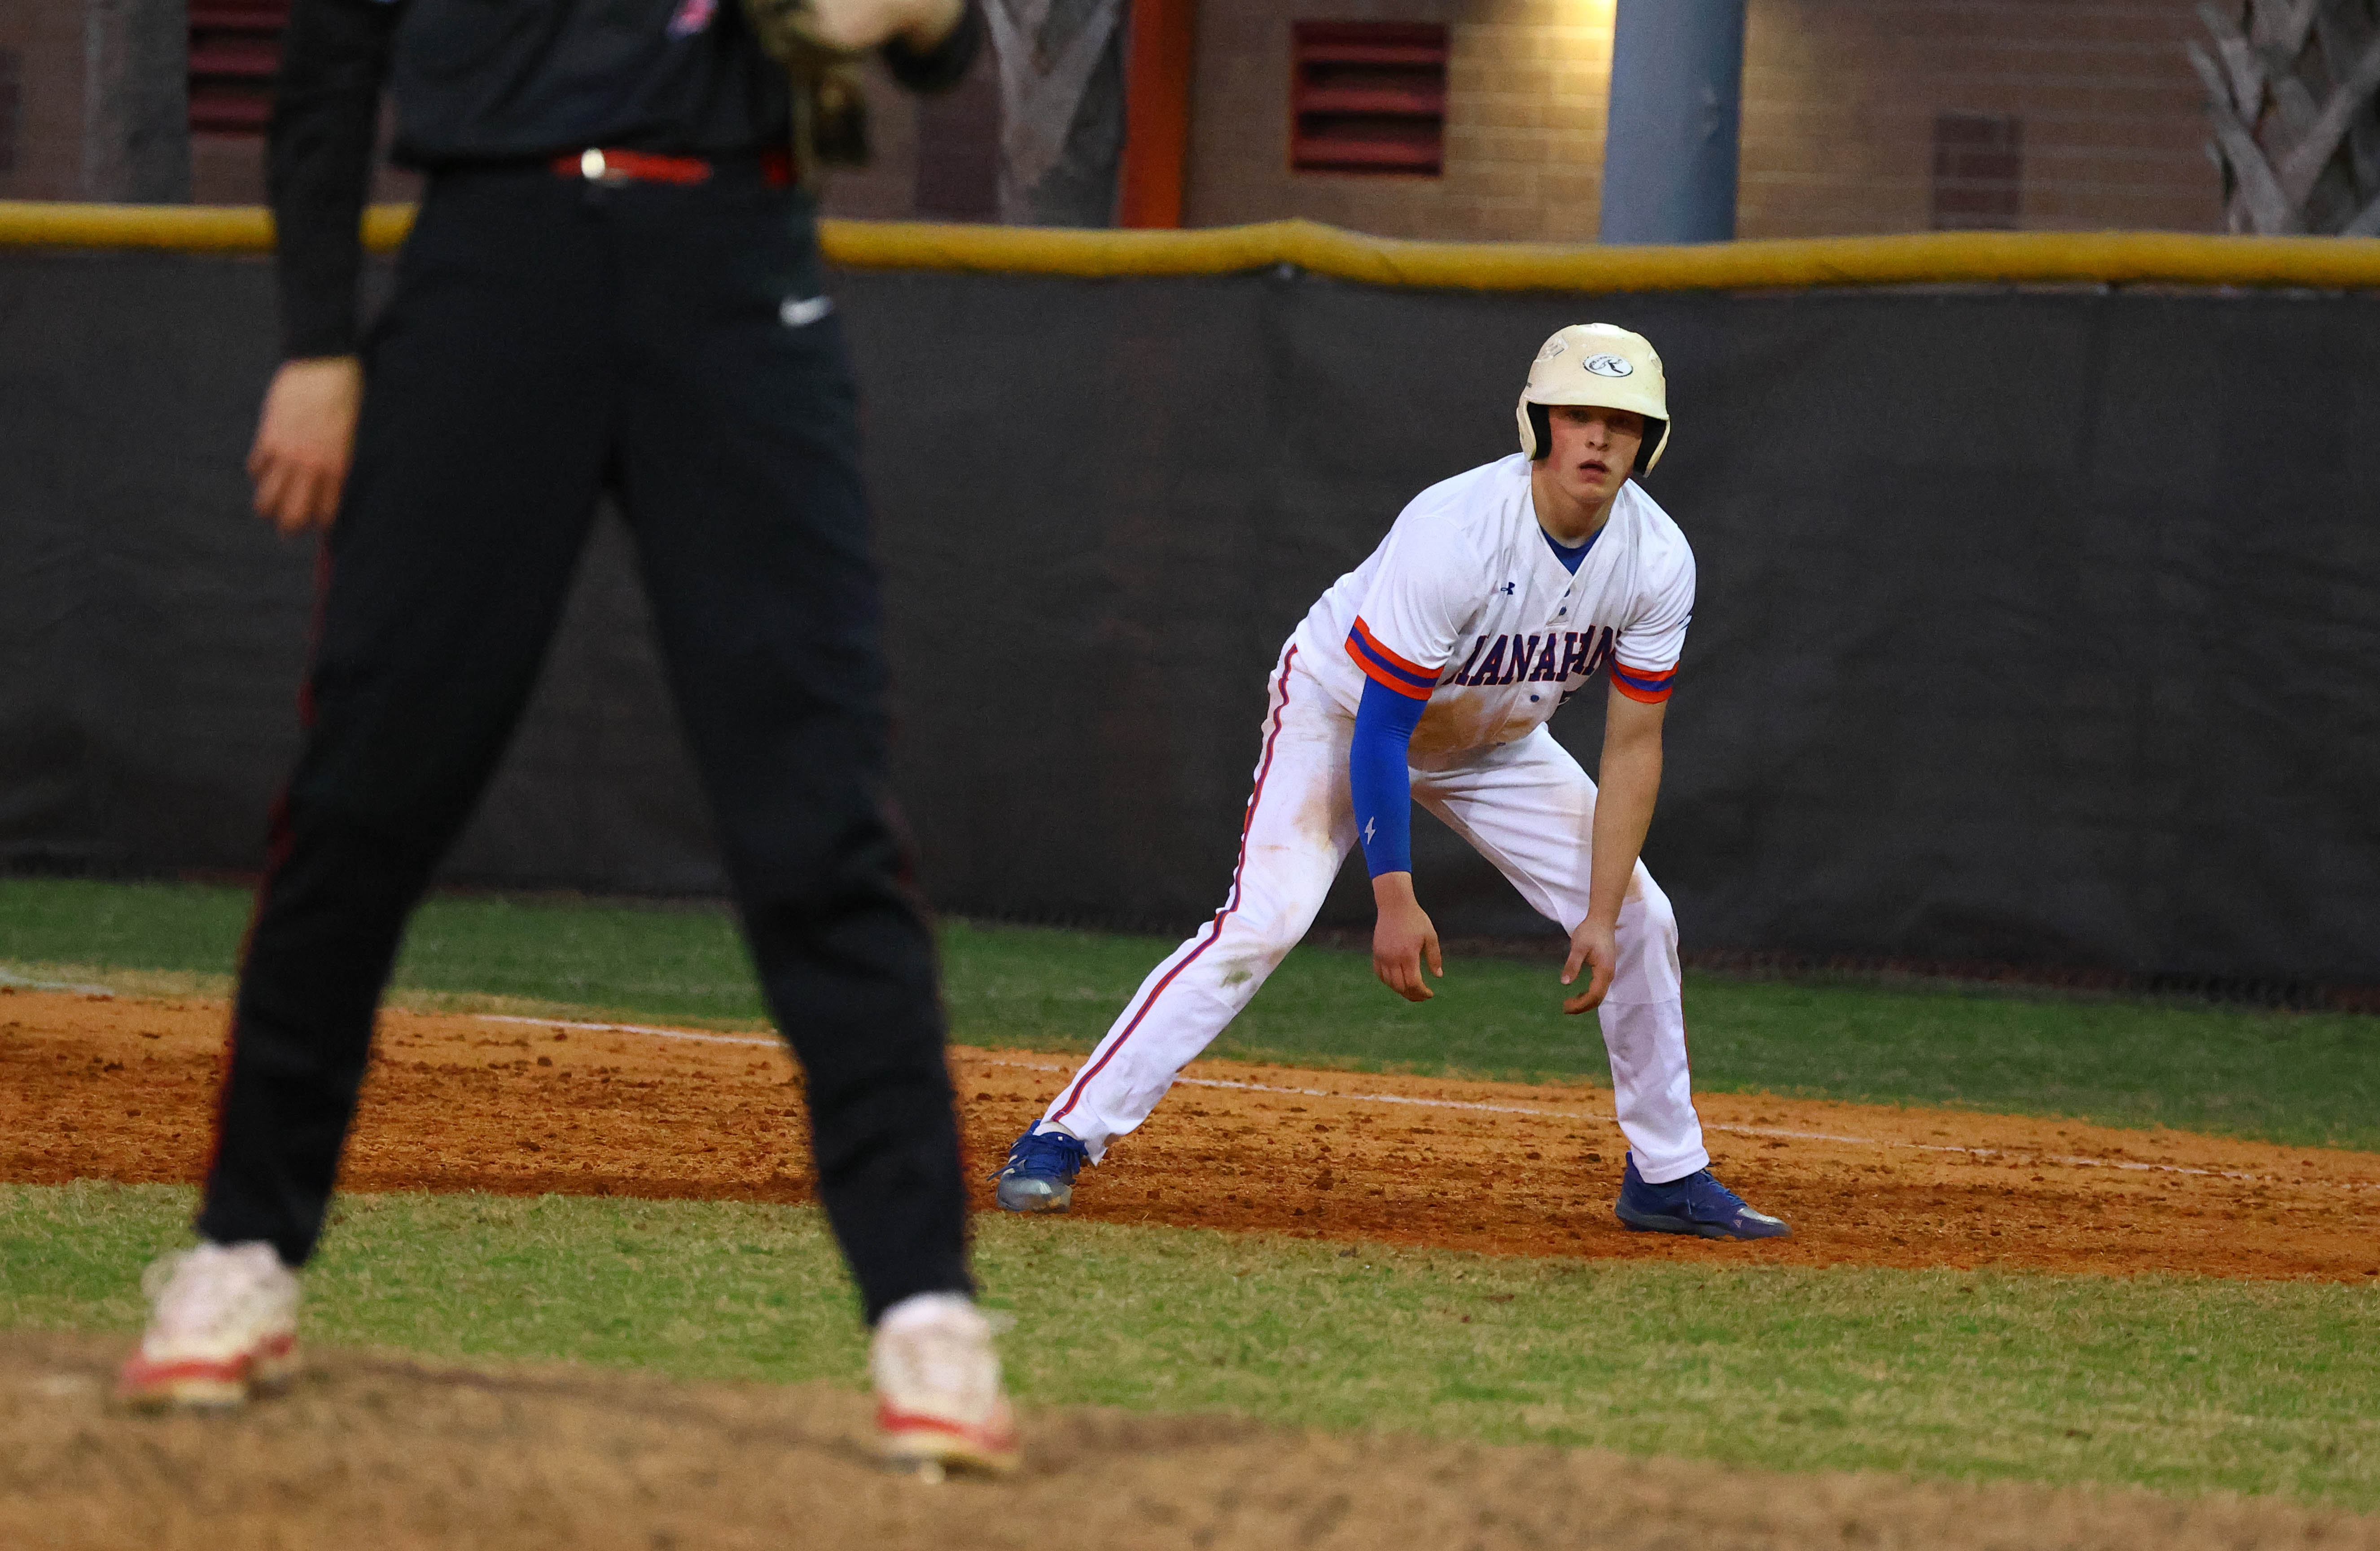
[1371,872,1442,1003]
[247,357,362,536]
[1560,917,1617,1015]
[803,0,963,51]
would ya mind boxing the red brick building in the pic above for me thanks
[0,0,2222,237]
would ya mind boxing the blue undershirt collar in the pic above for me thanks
[1543,525,1600,573]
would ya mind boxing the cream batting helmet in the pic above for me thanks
[1515,323,1670,475]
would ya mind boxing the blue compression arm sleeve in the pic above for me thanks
[1352,676,1428,877]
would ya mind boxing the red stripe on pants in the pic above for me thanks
[1050,646,1302,1124]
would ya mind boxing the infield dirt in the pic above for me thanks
[5,1328,2376,1551]
[6,986,2377,1280]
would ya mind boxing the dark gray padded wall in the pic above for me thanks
[4,248,2375,982]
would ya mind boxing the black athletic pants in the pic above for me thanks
[197,163,972,1323]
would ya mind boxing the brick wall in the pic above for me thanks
[0,0,96,202]
[0,0,2225,237]
[816,58,925,221]
[1188,0,1613,241]
[184,50,941,220]
[1186,0,2222,238]
[1,0,187,200]
[1740,0,2219,237]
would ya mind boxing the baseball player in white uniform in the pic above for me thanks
[995,324,1788,1241]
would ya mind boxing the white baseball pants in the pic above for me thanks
[1036,645,1711,1184]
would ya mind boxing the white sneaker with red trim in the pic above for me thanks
[116,1241,301,1409]
[869,1293,1019,1476]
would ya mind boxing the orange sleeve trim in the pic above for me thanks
[1609,660,1675,704]
[1353,649,1436,700]
[1350,616,1434,680]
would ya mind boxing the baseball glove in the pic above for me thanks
[739,0,872,170]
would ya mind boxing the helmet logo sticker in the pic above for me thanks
[1583,353,1634,377]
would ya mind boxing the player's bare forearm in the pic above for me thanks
[1588,691,1665,926]
[1561,688,1666,1013]
[1370,871,1442,1003]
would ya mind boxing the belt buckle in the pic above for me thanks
[578,148,628,184]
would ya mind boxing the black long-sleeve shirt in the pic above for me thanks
[270,0,983,358]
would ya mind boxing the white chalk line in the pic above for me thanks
[0,969,118,998]
[478,1015,2378,1196]
[477,1013,780,1049]
[10,979,2363,1195]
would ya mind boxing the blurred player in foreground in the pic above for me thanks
[116,0,1017,1475]
[996,325,1790,1243]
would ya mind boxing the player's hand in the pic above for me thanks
[803,0,963,51]
[247,357,362,536]
[1560,917,1617,1014]
[1371,872,1442,1003]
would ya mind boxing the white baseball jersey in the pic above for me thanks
[1289,453,1695,755]
[1037,450,1714,1183]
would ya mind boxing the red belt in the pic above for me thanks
[552,146,794,188]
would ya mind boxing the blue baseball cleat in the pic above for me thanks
[1614,1154,1792,1240]
[993,1128,1089,1214]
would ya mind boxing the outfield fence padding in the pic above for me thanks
[4,214,2378,986]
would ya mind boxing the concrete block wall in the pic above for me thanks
[0,0,2222,237]
[1185,0,2221,238]
[815,58,928,221]
[0,1,932,219]
[187,121,422,209]
[1187,0,1613,241]
[0,4,76,199]
[1739,0,2219,237]
[0,0,419,206]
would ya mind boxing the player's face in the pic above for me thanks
[1543,404,1645,506]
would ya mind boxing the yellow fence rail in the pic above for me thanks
[6,200,2380,291]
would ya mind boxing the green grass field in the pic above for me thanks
[4,876,2376,1149]
[6,1183,2375,1508]
[7,877,2380,1509]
